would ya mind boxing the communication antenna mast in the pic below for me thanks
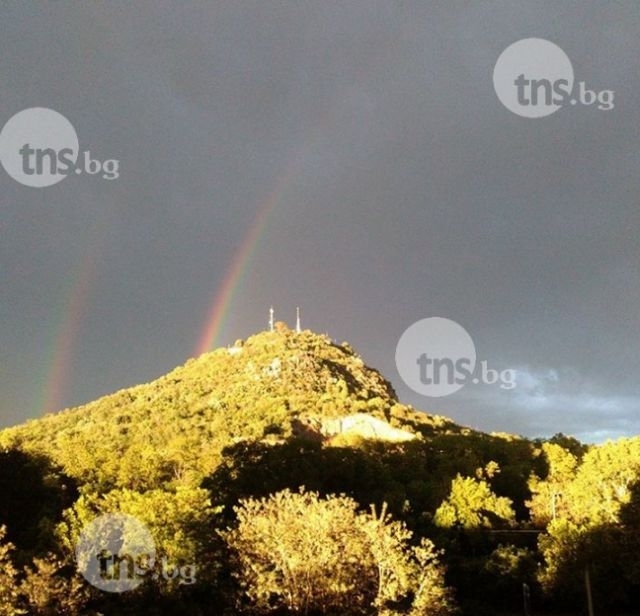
[269,306,274,332]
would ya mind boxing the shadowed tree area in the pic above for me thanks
[202,435,539,531]
[201,435,547,615]
[0,447,78,561]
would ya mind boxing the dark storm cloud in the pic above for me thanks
[0,1,638,442]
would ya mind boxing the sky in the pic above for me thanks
[0,2,639,443]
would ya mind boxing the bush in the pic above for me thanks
[221,488,454,615]
[0,526,22,616]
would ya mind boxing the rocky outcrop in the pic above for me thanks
[292,414,416,443]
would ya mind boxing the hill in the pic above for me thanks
[0,322,470,491]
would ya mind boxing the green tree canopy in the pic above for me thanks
[434,472,515,530]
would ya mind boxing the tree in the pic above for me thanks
[563,438,640,526]
[537,519,634,609]
[0,448,77,556]
[534,439,640,611]
[57,487,218,593]
[221,488,453,615]
[434,473,515,530]
[527,442,578,526]
[547,433,588,459]
[0,526,23,616]
[18,554,89,616]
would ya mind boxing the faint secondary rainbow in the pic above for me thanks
[37,247,99,416]
[36,210,113,418]
[194,157,299,356]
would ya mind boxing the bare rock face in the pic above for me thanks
[292,414,416,443]
[323,414,416,442]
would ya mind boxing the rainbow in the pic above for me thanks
[36,207,115,418]
[193,47,390,356]
[193,97,348,356]
[36,154,299,418]
[33,45,390,417]
[37,121,340,417]
[37,245,99,416]
[192,96,353,356]
[193,156,300,356]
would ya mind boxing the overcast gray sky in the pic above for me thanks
[1,2,639,443]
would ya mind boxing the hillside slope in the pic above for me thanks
[0,323,469,490]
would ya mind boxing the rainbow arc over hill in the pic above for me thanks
[193,155,300,357]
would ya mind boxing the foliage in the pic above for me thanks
[0,448,77,558]
[18,554,89,616]
[1,326,640,613]
[535,438,640,610]
[527,442,578,526]
[434,472,515,530]
[484,544,538,591]
[0,526,23,616]
[562,437,640,525]
[57,486,219,594]
[0,328,464,494]
[221,488,453,615]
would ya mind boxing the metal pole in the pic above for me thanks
[585,565,595,616]
[523,582,531,616]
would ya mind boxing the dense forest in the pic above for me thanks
[0,323,639,615]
